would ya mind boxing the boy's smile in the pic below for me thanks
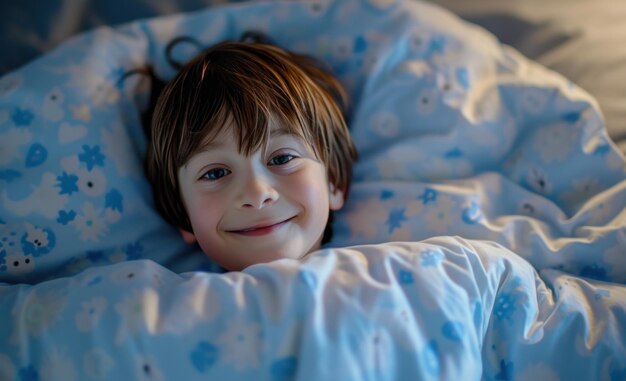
[227,216,295,236]
[176,120,344,271]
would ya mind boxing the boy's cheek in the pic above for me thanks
[294,169,331,205]
[185,197,224,236]
[188,206,221,230]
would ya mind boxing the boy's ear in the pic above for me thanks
[329,184,345,211]
[178,228,197,244]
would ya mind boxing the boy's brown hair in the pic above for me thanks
[146,40,357,234]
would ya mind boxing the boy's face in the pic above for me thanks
[177,120,345,271]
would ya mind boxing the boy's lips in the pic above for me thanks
[228,216,295,236]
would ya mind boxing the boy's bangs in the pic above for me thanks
[175,41,350,177]
[190,78,312,160]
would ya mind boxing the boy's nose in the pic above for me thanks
[239,174,278,209]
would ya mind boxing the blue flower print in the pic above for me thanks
[57,210,76,225]
[494,293,517,322]
[561,111,581,124]
[105,189,123,212]
[57,172,79,195]
[21,225,56,257]
[442,321,464,342]
[78,145,106,170]
[25,143,47,167]
[418,188,438,205]
[12,107,34,126]
[190,341,219,373]
[398,269,415,285]
[420,249,443,267]
[380,190,394,200]
[0,249,6,271]
[462,201,482,225]
[354,36,368,54]
[386,208,407,233]
[0,169,21,182]
[0,230,18,252]
[271,357,297,381]
[427,35,446,56]
[445,148,464,159]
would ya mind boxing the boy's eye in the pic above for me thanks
[268,154,296,166]
[201,167,231,181]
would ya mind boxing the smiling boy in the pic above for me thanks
[146,40,357,271]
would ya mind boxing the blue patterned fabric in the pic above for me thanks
[1,0,625,379]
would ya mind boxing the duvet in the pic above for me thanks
[1,0,625,380]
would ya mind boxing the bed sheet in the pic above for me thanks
[0,0,625,379]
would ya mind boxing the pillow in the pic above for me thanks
[428,0,626,152]
[1,0,625,285]
[3,0,625,153]
[0,14,218,283]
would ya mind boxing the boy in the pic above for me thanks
[146,40,357,271]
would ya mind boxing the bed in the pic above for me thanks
[1,0,625,380]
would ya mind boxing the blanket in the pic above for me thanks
[3,238,624,380]
[1,0,625,379]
